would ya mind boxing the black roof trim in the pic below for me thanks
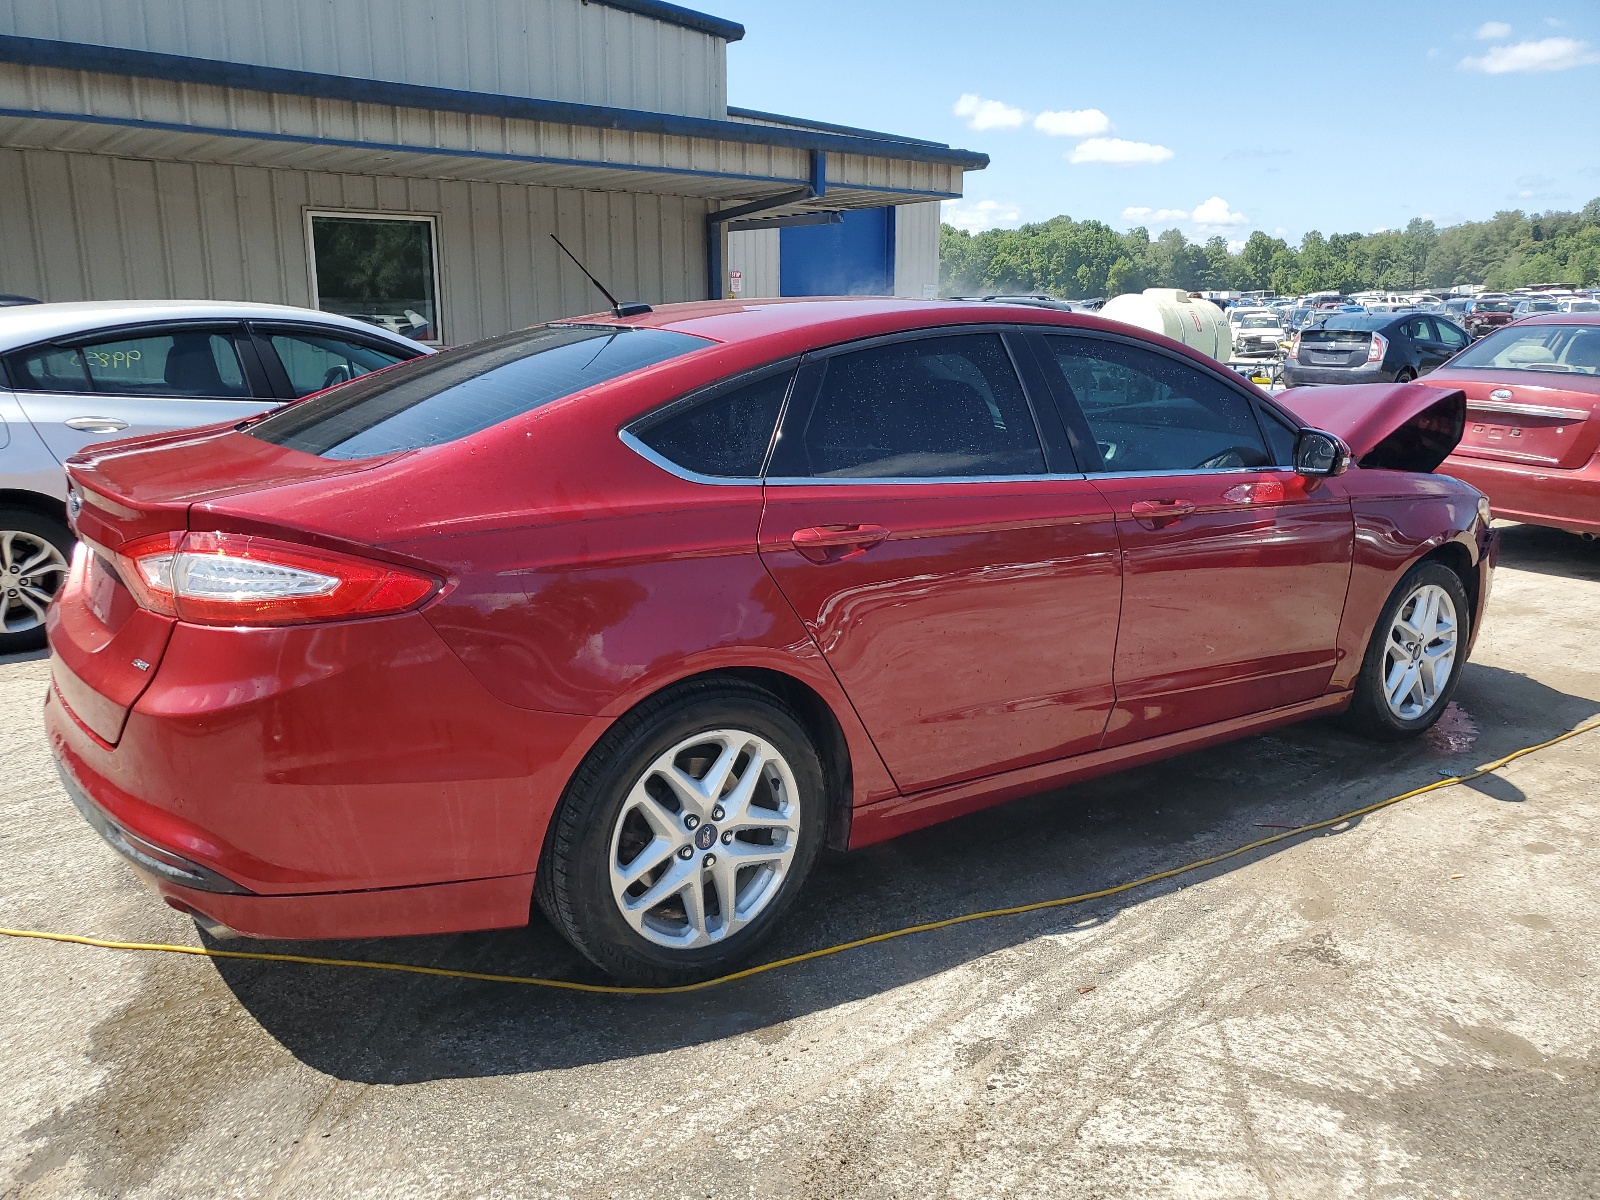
[590,0,744,42]
[0,35,988,171]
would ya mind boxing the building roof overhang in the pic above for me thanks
[0,35,986,171]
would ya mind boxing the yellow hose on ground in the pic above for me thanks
[4,719,1597,996]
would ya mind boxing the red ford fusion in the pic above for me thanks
[46,299,1495,984]
[1416,314,1600,538]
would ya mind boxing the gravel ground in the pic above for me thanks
[2,522,1597,1199]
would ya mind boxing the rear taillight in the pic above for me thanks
[1367,332,1388,363]
[117,532,438,625]
[1290,331,1302,357]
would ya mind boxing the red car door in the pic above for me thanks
[1035,332,1353,747]
[757,330,1122,794]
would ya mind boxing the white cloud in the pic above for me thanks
[1069,137,1174,165]
[1460,37,1600,73]
[1034,108,1111,137]
[1191,196,1248,228]
[942,198,1024,233]
[1476,21,1512,40]
[1121,205,1188,222]
[952,93,1028,131]
[1227,238,1249,253]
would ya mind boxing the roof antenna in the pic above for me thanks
[549,234,653,318]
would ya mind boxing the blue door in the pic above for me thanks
[780,207,895,296]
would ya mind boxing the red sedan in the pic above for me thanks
[1418,314,1600,537]
[46,299,1495,983]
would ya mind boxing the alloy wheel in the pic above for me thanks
[0,529,69,636]
[607,728,802,950]
[1383,583,1458,721]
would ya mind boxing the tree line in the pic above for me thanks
[940,199,1600,299]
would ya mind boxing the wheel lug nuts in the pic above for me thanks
[721,830,733,844]
[703,853,716,868]
[711,805,725,820]
[677,846,693,860]
[684,814,699,830]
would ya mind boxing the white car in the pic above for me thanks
[1231,312,1287,357]
[0,301,430,653]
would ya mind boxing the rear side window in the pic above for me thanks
[249,324,709,459]
[631,368,792,479]
[8,331,248,397]
[7,346,92,392]
[771,333,1046,479]
[1045,335,1271,472]
[264,331,408,398]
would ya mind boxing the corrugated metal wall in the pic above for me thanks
[0,0,728,118]
[0,147,710,343]
[726,228,779,299]
[893,202,941,298]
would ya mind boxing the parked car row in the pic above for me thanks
[23,292,1500,984]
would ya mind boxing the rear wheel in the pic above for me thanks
[0,509,72,655]
[1345,562,1470,740]
[1394,367,1417,383]
[536,680,827,985]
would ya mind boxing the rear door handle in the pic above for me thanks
[792,524,890,563]
[64,416,130,432]
[1129,499,1196,518]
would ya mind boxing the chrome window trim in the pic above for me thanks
[617,429,764,486]
[762,472,1089,486]
[1089,466,1275,480]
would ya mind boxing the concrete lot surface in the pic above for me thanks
[2,524,1598,1199]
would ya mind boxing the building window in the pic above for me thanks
[306,212,441,344]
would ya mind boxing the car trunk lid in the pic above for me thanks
[54,427,398,744]
[1419,370,1600,470]
[1297,327,1372,368]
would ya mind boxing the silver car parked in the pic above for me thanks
[0,301,430,653]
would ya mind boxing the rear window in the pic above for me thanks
[248,324,709,459]
[1448,323,1600,375]
[1317,315,1389,332]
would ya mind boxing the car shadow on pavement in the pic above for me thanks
[1492,522,1600,582]
[208,661,1595,1084]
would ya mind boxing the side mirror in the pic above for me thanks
[1293,429,1351,478]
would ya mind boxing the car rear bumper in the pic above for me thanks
[1443,454,1600,535]
[1281,363,1392,387]
[46,612,608,939]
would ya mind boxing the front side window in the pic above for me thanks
[772,333,1046,479]
[1448,323,1600,375]
[1045,336,1270,472]
[265,331,408,398]
[308,212,440,344]
[8,332,247,397]
[631,368,792,479]
[249,324,709,459]
[1435,320,1468,349]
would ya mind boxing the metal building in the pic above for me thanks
[0,0,984,344]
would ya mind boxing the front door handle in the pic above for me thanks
[791,524,890,563]
[64,416,130,433]
[1129,499,1196,518]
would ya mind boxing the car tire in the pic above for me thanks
[1394,368,1417,383]
[535,679,828,985]
[1344,561,1471,741]
[0,508,74,655]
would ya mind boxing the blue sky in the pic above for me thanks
[720,1,1600,246]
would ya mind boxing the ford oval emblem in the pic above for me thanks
[1490,388,1513,400]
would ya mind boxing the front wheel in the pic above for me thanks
[0,509,73,655]
[536,680,827,985]
[1345,562,1470,740]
